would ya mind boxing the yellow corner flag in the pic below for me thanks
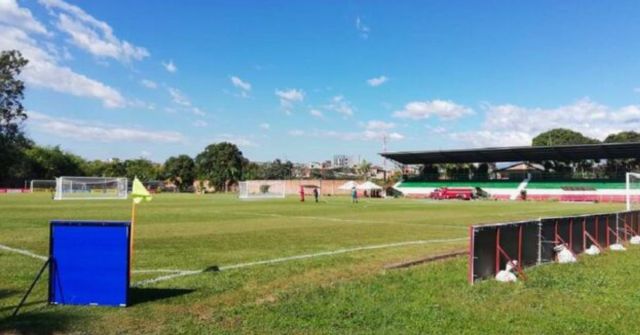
[131,177,152,204]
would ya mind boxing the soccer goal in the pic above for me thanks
[239,180,286,200]
[626,172,640,211]
[55,177,128,200]
[30,180,56,193]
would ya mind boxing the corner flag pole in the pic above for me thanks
[129,177,152,279]
[130,200,137,278]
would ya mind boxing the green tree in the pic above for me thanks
[532,128,599,146]
[195,142,245,192]
[164,155,196,191]
[264,159,294,180]
[357,160,373,180]
[604,131,640,143]
[532,128,600,177]
[604,131,640,178]
[24,145,85,179]
[103,158,127,177]
[0,50,30,185]
[125,158,160,182]
[242,159,264,180]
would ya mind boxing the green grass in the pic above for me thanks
[0,193,635,334]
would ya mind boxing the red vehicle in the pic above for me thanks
[429,187,474,200]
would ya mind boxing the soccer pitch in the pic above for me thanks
[1,194,638,334]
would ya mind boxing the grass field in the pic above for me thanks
[1,193,638,334]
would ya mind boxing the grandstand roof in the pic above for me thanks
[380,142,640,164]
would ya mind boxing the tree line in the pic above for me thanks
[1,50,304,191]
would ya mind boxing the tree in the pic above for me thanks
[604,131,640,177]
[604,131,640,143]
[24,145,85,179]
[195,142,245,192]
[357,160,372,179]
[532,128,600,177]
[125,158,160,182]
[264,159,294,180]
[164,155,196,191]
[0,50,30,185]
[532,128,599,146]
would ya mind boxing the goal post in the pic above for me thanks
[239,180,286,200]
[30,180,56,193]
[55,177,128,200]
[626,172,640,211]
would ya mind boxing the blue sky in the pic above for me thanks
[2,0,640,165]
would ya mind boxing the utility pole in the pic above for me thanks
[383,135,388,182]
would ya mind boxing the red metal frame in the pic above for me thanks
[468,226,474,284]
[494,227,528,281]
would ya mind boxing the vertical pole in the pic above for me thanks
[569,219,573,251]
[595,216,599,242]
[582,218,586,251]
[495,228,501,274]
[518,225,523,267]
[554,220,558,244]
[626,172,631,211]
[130,202,136,278]
[606,216,610,246]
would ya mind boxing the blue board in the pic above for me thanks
[49,221,131,307]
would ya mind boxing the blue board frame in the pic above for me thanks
[49,220,131,307]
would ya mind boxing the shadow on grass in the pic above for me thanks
[129,287,195,306]
[0,290,19,300]
[0,309,82,335]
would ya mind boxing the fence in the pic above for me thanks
[468,210,640,284]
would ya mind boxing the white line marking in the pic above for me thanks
[227,211,468,229]
[133,269,189,274]
[132,237,468,287]
[0,243,48,261]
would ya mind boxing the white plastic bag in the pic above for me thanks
[554,244,577,263]
[610,243,626,251]
[495,260,518,282]
[630,235,640,245]
[584,244,600,255]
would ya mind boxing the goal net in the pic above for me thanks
[55,177,128,200]
[30,179,56,193]
[239,180,286,200]
[626,172,640,211]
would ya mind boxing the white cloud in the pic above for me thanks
[167,87,191,106]
[449,98,640,147]
[287,120,404,142]
[309,109,324,118]
[364,120,395,130]
[0,0,49,35]
[39,0,149,63]
[230,76,251,91]
[215,134,256,147]
[259,123,270,130]
[355,16,370,39]
[367,76,388,87]
[162,60,177,73]
[326,95,354,117]
[393,100,473,120]
[140,79,157,89]
[193,120,208,128]
[0,25,125,108]
[276,88,304,104]
[192,107,206,116]
[275,88,304,113]
[29,111,184,143]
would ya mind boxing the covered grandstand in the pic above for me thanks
[381,142,640,202]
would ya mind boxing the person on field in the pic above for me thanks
[351,186,358,204]
[299,185,305,202]
[313,187,319,203]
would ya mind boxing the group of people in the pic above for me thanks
[299,186,320,203]
[297,185,359,204]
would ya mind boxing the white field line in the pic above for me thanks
[227,211,468,230]
[0,243,48,261]
[132,237,468,287]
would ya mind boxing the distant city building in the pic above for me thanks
[333,155,357,168]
